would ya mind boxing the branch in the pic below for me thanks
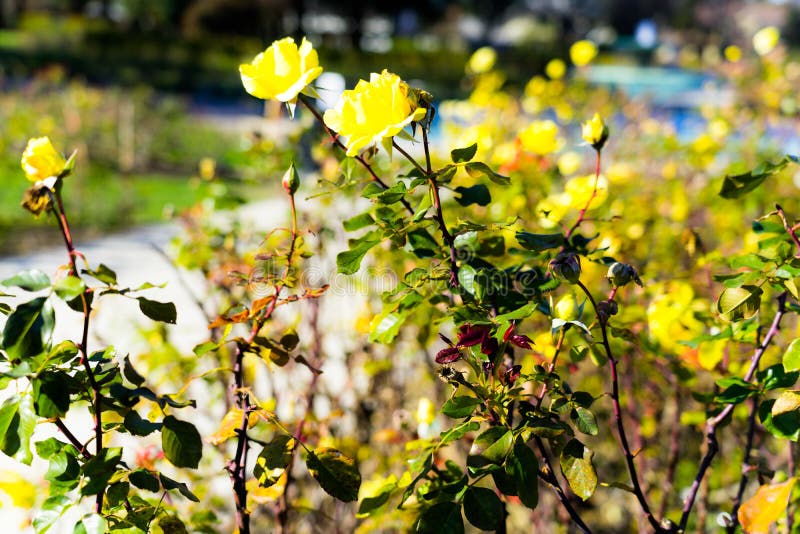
[727,395,760,533]
[679,292,788,532]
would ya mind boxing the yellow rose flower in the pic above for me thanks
[519,120,563,156]
[21,137,66,183]
[581,113,609,149]
[753,26,779,56]
[239,37,323,103]
[467,46,497,74]
[570,40,598,67]
[323,70,427,157]
[564,174,608,210]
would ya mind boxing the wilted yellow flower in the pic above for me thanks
[467,46,497,74]
[323,70,426,157]
[21,137,66,183]
[519,120,563,155]
[570,40,598,67]
[753,26,780,56]
[545,58,566,80]
[723,45,742,63]
[239,37,323,102]
[565,174,608,210]
[581,113,609,149]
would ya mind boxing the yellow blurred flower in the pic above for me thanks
[536,193,572,228]
[581,113,609,149]
[545,58,566,80]
[239,37,323,102]
[323,70,426,156]
[570,40,598,67]
[557,151,582,175]
[723,45,742,63]
[21,136,66,183]
[416,398,436,426]
[565,174,608,210]
[467,46,497,74]
[554,293,581,321]
[753,26,780,56]
[519,120,563,155]
[647,281,707,354]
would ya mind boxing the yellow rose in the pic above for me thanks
[239,37,323,102]
[581,113,609,149]
[570,40,598,67]
[753,26,779,56]
[519,120,563,156]
[564,174,608,210]
[323,70,427,157]
[21,137,66,183]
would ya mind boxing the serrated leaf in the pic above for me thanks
[717,285,762,322]
[468,427,513,469]
[738,478,796,534]
[457,264,476,296]
[451,143,478,163]
[560,439,597,500]
[137,297,177,324]
[254,435,294,488]
[162,416,202,469]
[415,501,464,534]
[2,269,50,291]
[572,406,598,435]
[441,396,481,418]
[463,486,502,530]
[306,447,361,502]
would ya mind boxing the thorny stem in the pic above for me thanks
[51,189,104,513]
[658,384,682,518]
[727,395,760,533]
[575,280,664,533]
[533,437,594,534]
[535,329,566,408]
[297,94,414,216]
[678,292,788,532]
[564,148,602,242]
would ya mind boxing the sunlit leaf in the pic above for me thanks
[738,478,796,534]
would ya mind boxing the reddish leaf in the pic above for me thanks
[436,346,462,364]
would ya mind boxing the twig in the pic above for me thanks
[776,204,800,257]
[679,292,788,532]
[727,395,760,533]
[576,280,664,533]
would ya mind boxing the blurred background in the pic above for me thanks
[0,0,798,254]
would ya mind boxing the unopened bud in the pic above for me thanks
[581,113,609,150]
[606,262,642,288]
[282,163,300,195]
[549,253,582,284]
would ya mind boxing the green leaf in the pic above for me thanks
[73,513,107,534]
[129,469,160,492]
[82,264,117,285]
[463,486,503,530]
[507,440,539,509]
[457,265,476,296]
[254,435,294,488]
[158,473,200,502]
[45,450,80,491]
[2,269,51,291]
[468,427,513,470]
[122,355,146,386]
[783,339,800,373]
[413,190,433,222]
[123,411,161,436]
[53,276,86,301]
[33,371,71,418]
[81,447,122,495]
[560,439,597,500]
[572,406,599,435]
[376,182,407,204]
[439,421,480,447]
[760,399,800,441]
[441,396,482,418]
[516,231,564,252]
[451,143,478,163]
[717,285,762,322]
[357,478,397,518]
[760,364,800,391]
[306,447,361,502]
[455,185,491,207]
[0,393,36,464]
[1,296,54,360]
[137,297,177,324]
[719,156,796,199]
[162,415,202,469]
[415,501,464,534]
[33,495,72,534]
[715,377,758,405]
[336,233,381,275]
[343,212,375,232]
[465,161,510,185]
